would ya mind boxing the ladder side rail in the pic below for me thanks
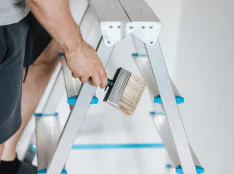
[61,5,102,100]
[131,35,200,172]
[36,69,65,171]
[152,109,201,167]
[47,39,114,174]
[60,1,91,99]
[132,36,182,98]
[43,64,65,113]
[145,40,197,174]
[23,63,63,164]
[47,5,114,173]
[26,0,90,167]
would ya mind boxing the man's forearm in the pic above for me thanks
[26,0,83,53]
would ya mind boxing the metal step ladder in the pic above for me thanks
[24,0,204,173]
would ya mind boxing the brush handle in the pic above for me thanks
[105,79,114,91]
[108,79,114,87]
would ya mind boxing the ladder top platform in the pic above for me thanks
[90,0,161,22]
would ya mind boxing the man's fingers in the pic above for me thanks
[79,75,89,83]
[89,73,101,86]
[100,72,108,89]
[72,72,79,78]
[98,65,107,89]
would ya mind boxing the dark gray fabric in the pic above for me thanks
[17,160,37,174]
[0,13,51,144]
[0,17,28,144]
[0,155,37,174]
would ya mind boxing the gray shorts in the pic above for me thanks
[0,13,51,144]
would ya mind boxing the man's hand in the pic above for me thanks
[65,40,108,89]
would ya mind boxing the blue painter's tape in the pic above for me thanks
[67,96,98,105]
[154,95,184,104]
[176,165,204,174]
[132,53,148,57]
[59,52,65,57]
[34,113,59,117]
[37,169,67,174]
[166,164,174,169]
[31,143,165,152]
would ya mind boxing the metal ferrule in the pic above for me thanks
[104,68,131,106]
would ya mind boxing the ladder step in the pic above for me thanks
[67,96,98,105]
[132,53,147,57]
[176,165,204,174]
[30,143,165,151]
[150,111,165,116]
[37,169,67,174]
[154,95,184,104]
[166,164,174,169]
[34,113,59,117]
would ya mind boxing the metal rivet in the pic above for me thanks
[107,41,111,44]
[129,26,134,29]
[109,26,113,29]
[117,25,121,29]
[149,25,153,29]
[141,26,145,29]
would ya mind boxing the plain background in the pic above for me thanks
[16,0,234,174]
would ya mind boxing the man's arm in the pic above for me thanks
[26,0,108,88]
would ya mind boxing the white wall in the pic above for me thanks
[175,0,234,174]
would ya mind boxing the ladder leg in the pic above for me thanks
[36,67,65,171]
[145,40,196,174]
[47,39,114,174]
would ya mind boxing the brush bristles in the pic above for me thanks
[112,75,146,116]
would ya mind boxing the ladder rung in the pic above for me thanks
[132,53,147,57]
[165,164,174,169]
[150,111,165,116]
[31,143,165,151]
[67,96,98,105]
[34,113,59,117]
[176,165,204,174]
[154,95,184,104]
[37,169,67,174]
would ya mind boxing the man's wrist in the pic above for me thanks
[61,30,83,58]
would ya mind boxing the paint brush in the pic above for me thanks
[104,68,146,116]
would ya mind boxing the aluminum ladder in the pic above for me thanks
[23,0,204,173]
